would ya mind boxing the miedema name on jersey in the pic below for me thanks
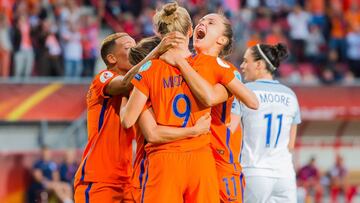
[163,75,185,88]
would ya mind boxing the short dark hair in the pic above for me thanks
[100,33,129,65]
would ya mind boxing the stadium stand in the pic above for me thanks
[1,0,360,202]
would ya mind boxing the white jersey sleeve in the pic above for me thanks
[231,98,241,116]
[239,80,301,178]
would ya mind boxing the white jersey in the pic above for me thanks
[232,79,301,178]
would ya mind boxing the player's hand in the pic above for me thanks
[159,48,180,66]
[192,112,211,137]
[155,31,186,56]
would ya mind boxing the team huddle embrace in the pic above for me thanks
[73,2,301,203]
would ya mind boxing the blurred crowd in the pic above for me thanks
[297,156,358,203]
[28,147,79,203]
[1,0,360,84]
[0,0,100,78]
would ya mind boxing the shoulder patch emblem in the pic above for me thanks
[139,61,152,72]
[233,70,242,81]
[134,73,142,81]
[216,57,230,68]
[100,71,114,83]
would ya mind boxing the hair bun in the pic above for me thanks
[163,2,178,16]
[274,43,288,61]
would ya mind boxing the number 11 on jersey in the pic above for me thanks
[264,113,283,148]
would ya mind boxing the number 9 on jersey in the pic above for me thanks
[172,94,191,127]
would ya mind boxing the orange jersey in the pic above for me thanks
[131,102,151,190]
[74,70,135,188]
[190,55,243,166]
[131,56,212,153]
[132,124,146,189]
[210,63,243,166]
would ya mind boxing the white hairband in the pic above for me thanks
[256,44,276,71]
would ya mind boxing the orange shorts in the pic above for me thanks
[216,161,245,203]
[141,145,219,203]
[74,182,132,203]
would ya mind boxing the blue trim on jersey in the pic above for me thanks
[221,102,227,123]
[240,173,244,202]
[239,139,244,163]
[81,98,108,182]
[85,182,93,203]
[138,154,146,188]
[80,157,88,182]
[255,79,279,84]
[226,128,234,163]
[141,165,149,203]
[98,98,108,132]
[239,117,244,163]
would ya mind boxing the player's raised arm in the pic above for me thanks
[120,87,147,128]
[105,32,186,96]
[225,78,259,110]
[160,51,229,107]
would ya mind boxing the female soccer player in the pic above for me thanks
[121,3,221,202]
[160,13,256,203]
[125,35,213,203]
[122,3,259,203]
[231,43,301,203]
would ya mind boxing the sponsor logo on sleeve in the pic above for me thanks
[134,73,142,81]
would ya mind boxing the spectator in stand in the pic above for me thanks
[12,14,34,78]
[328,155,357,203]
[305,24,326,65]
[0,13,12,77]
[61,20,83,78]
[346,24,360,78]
[59,0,80,33]
[309,0,330,41]
[287,4,311,63]
[328,3,347,62]
[29,146,73,203]
[345,1,360,33]
[122,12,140,40]
[80,14,99,77]
[59,149,78,185]
[297,157,324,203]
[36,19,63,76]
[253,7,272,37]
[265,23,288,46]
[246,31,261,48]
[138,8,155,37]
[321,49,344,84]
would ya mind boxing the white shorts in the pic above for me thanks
[244,176,297,203]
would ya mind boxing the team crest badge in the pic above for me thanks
[100,71,114,83]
